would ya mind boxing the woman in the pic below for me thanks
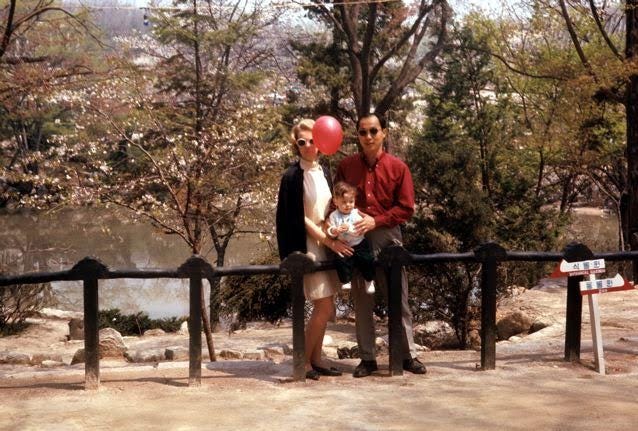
[276,118,353,380]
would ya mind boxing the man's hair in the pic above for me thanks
[356,113,387,130]
[333,181,357,198]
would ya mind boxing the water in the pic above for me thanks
[0,207,268,318]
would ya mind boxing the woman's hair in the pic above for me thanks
[333,181,357,199]
[289,118,315,156]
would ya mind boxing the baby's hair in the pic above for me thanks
[333,181,356,199]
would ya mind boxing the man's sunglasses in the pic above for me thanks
[358,127,380,137]
[296,138,314,147]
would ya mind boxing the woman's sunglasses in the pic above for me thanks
[296,138,314,147]
[358,127,380,137]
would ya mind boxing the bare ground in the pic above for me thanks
[1,283,637,431]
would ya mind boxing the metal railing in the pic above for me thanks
[1,241,637,390]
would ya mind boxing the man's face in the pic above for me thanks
[357,115,385,159]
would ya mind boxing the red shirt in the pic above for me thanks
[335,151,415,228]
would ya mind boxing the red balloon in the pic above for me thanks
[312,115,343,155]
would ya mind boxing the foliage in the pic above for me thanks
[0,251,53,335]
[220,251,290,324]
[98,308,187,336]
[405,24,566,346]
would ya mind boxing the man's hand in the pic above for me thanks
[354,212,375,236]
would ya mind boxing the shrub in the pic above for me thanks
[98,308,186,336]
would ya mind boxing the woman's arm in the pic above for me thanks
[304,216,353,257]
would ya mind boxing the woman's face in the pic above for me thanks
[296,129,319,162]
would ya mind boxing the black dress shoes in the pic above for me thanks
[403,357,427,374]
[353,359,378,378]
[311,364,343,376]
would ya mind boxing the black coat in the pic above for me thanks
[276,161,333,260]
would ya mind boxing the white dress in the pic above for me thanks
[300,158,340,300]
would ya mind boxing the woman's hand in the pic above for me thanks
[324,237,353,257]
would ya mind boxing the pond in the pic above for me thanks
[0,207,269,318]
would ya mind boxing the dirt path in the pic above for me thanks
[1,286,638,430]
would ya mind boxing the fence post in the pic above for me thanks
[474,242,507,371]
[70,257,109,390]
[280,252,316,382]
[178,255,214,387]
[563,242,593,362]
[378,245,413,376]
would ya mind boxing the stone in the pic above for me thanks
[413,321,460,349]
[219,349,242,359]
[468,329,481,350]
[31,353,63,365]
[322,346,339,359]
[125,349,165,363]
[496,311,533,340]
[0,351,32,365]
[71,349,85,365]
[165,347,189,361]
[509,336,523,342]
[99,328,127,357]
[529,316,556,334]
[178,321,189,335]
[375,336,388,350]
[322,335,334,346]
[143,328,166,337]
[260,346,286,361]
[68,318,84,340]
[243,349,266,360]
[41,360,65,368]
[336,341,359,359]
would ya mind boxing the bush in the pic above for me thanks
[1,252,53,335]
[98,308,186,336]
[220,251,291,325]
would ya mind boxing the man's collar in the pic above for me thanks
[360,150,385,167]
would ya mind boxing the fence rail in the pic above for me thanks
[2,241,638,389]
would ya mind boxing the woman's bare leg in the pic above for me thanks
[305,296,335,368]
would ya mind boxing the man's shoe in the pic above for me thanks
[403,357,427,374]
[353,360,378,378]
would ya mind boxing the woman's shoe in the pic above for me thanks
[311,363,342,376]
[305,369,321,380]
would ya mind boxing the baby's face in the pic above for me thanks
[335,192,355,214]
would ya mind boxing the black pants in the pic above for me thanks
[335,238,375,283]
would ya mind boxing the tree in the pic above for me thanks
[295,0,451,121]
[69,0,285,352]
[406,24,565,344]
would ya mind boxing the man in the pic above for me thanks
[334,113,426,378]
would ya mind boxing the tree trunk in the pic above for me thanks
[626,0,638,277]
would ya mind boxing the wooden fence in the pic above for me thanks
[1,241,637,390]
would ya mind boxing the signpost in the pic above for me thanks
[550,258,636,375]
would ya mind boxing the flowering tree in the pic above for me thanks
[67,0,286,347]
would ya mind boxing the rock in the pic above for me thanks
[468,329,481,350]
[0,351,32,365]
[322,346,339,359]
[322,335,334,346]
[178,321,189,335]
[143,328,166,337]
[529,316,556,334]
[243,349,266,361]
[413,321,460,349]
[336,341,359,359]
[38,308,83,320]
[68,318,84,340]
[415,343,430,352]
[219,349,242,360]
[99,328,127,357]
[165,347,189,361]
[71,349,85,365]
[496,311,533,340]
[509,336,523,342]
[31,353,63,365]
[375,336,388,351]
[261,346,286,361]
[125,349,165,363]
[41,360,65,368]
